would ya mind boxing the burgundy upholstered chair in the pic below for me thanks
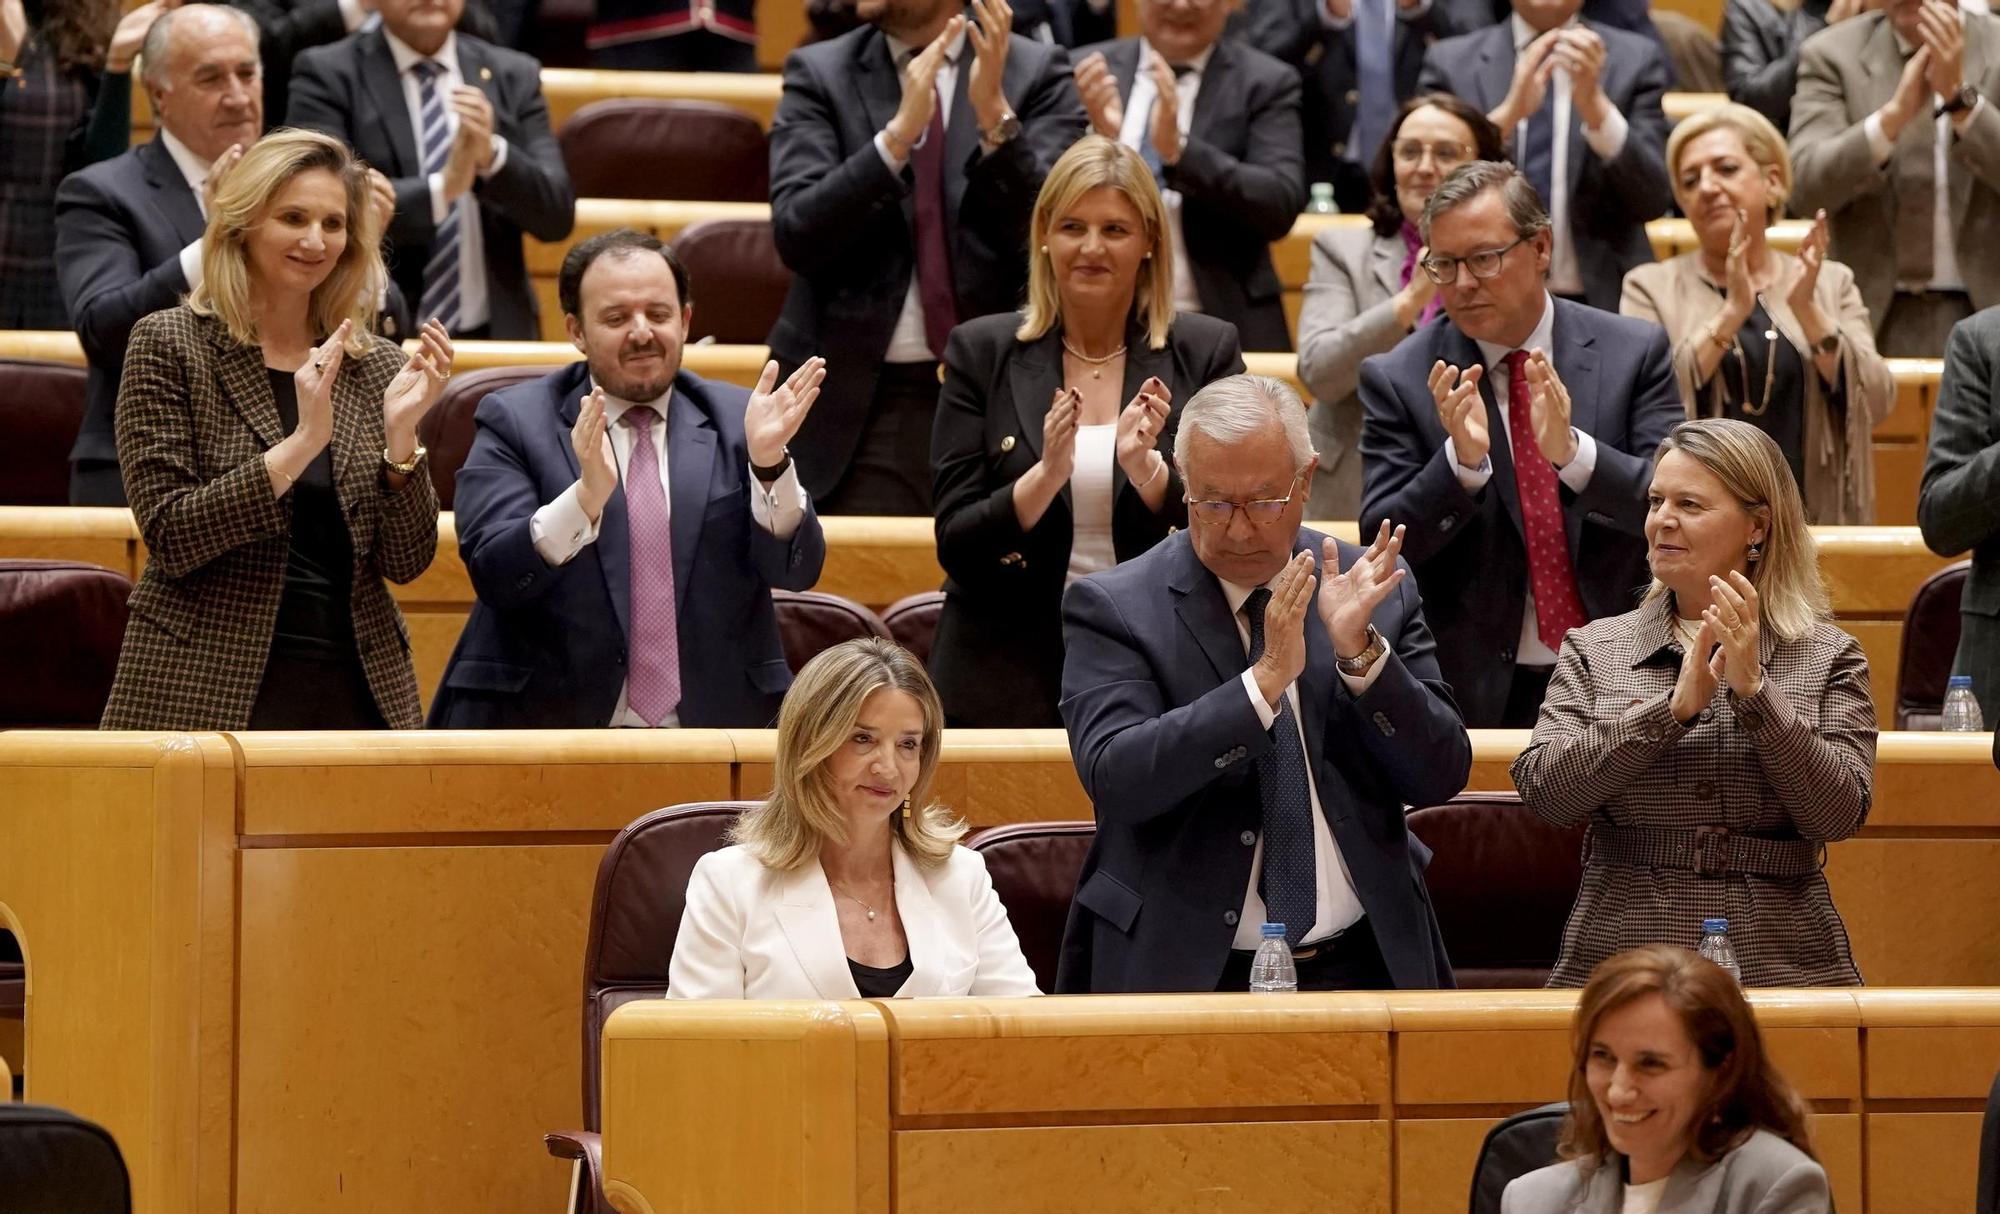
[0,560,132,727]
[669,219,792,345]
[1897,560,1972,730]
[771,589,892,673]
[0,358,88,506]
[544,801,754,1214]
[1404,791,1585,988]
[416,365,550,510]
[558,99,769,201]
[880,590,946,666]
[964,821,1095,993]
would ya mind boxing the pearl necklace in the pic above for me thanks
[1061,338,1127,379]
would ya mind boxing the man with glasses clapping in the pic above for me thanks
[1358,160,1683,728]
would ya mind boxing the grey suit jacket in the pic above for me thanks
[1501,1130,1831,1214]
[1721,0,1827,132]
[1297,223,1413,519]
[1788,10,2000,329]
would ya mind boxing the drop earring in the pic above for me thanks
[1746,541,1762,563]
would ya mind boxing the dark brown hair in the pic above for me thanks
[35,0,121,72]
[1365,93,1508,238]
[1560,946,1816,1176]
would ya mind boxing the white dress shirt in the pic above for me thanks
[383,29,511,331]
[1441,292,1599,668]
[1509,14,1629,297]
[160,129,214,290]
[875,28,968,364]
[1219,569,1383,949]
[1066,424,1118,584]
[527,382,808,728]
[1862,15,1987,293]
[1116,39,1209,315]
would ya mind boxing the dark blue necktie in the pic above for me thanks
[1244,588,1318,949]
[413,60,464,332]
[1520,71,1556,211]
[1350,0,1395,167]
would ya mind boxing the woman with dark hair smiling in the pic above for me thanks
[1295,92,1505,517]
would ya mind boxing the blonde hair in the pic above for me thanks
[189,128,384,352]
[1017,135,1174,351]
[1666,103,1793,223]
[730,638,965,872]
[1643,418,1828,641]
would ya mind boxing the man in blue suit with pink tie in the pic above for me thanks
[429,229,828,728]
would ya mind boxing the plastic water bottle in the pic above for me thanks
[1306,182,1339,215]
[1697,918,1742,984]
[1942,675,1985,732]
[1249,923,1298,993]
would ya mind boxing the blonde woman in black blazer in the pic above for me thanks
[929,136,1244,727]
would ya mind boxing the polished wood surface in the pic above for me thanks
[599,989,2000,1214]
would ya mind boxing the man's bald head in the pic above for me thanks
[142,5,263,164]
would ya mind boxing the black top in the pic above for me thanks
[846,954,913,998]
[267,369,358,659]
[1715,298,1808,492]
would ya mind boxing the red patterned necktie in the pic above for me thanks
[1503,350,1588,652]
[622,406,680,726]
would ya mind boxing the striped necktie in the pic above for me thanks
[412,60,464,333]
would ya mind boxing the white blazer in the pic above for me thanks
[666,841,1042,999]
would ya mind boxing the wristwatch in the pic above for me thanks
[1335,624,1387,676]
[981,110,1022,147]
[1939,84,1979,117]
[382,443,428,476]
[751,446,792,482]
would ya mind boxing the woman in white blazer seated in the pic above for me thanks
[667,638,1041,999]
[1504,945,1830,1214]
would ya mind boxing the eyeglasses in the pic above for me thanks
[1419,235,1530,286]
[1186,475,1303,527]
[1391,139,1472,167]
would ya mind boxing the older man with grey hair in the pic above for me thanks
[1358,159,1681,730]
[1055,372,1471,995]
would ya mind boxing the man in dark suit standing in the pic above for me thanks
[1358,161,1681,728]
[289,0,575,341]
[1070,0,1304,351]
[767,0,1087,515]
[1056,374,1470,994]
[430,230,829,729]
[1918,308,2000,731]
[1417,0,1671,311]
[54,4,263,506]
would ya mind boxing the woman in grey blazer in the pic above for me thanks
[1295,93,1502,518]
[1504,945,1831,1214]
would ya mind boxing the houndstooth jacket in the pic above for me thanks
[1510,594,1876,987]
[99,306,437,730]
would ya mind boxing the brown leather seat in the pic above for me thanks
[1405,791,1584,989]
[544,800,754,1214]
[558,99,769,201]
[1897,560,1972,730]
[881,590,946,666]
[964,822,1094,993]
[0,560,132,727]
[772,589,893,673]
[416,365,550,509]
[670,219,793,345]
[0,358,88,506]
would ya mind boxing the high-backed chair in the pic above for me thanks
[558,100,769,201]
[964,822,1094,993]
[670,219,792,345]
[880,590,946,666]
[0,358,88,506]
[771,589,893,673]
[0,1104,132,1213]
[1467,1101,1569,1214]
[0,560,132,727]
[1978,1064,2000,1214]
[544,801,754,1214]
[1897,560,1972,729]
[416,365,550,510]
[1404,791,1584,989]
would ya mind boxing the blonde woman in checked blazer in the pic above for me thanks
[1511,419,1875,988]
[100,130,453,731]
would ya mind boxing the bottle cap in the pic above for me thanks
[1260,922,1287,938]
[1309,182,1334,199]
[1949,675,1973,689]
[1702,917,1729,934]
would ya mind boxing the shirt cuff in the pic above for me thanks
[1865,111,1894,164]
[1241,668,1279,730]
[1445,435,1493,492]
[479,133,510,180]
[179,239,205,291]
[338,0,367,31]
[748,460,808,539]
[529,481,600,566]
[1338,645,1387,695]
[1581,103,1628,160]
[1556,428,1597,492]
[428,171,448,224]
[874,130,910,174]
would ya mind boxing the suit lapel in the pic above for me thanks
[859,34,914,232]
[1550,301,1599,554]
[137,139,207,246]
[944,41,980,218]
[455,37,497,117]
[561,377,631,643]
[889,844,951,996]
[1858,15,1902,119]
[211,325,284,449]
[1108,37,1139,98]
[666,379,717,615]
[1441,322,1524,538]
[362,30,421,176]
[1475,26,1516,114]
[1369,233,1407,298]
[773,861,858,999]
[1117,322,1174,501]
[1952,17,1989,231]
[1187,39,1231,149]
[1169,535,1250,683]
[1292,530,1336,803]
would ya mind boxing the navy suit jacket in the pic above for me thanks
[428,362,826,729]
[1054,528,1471,994]
[1357,298,1682,727]
[1417,18,1673,311]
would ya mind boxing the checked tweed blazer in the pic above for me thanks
[1510,594,1876,987]
[100,306,438,731]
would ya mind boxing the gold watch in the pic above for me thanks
[382,444,428,476]
[1336,624,1387,675]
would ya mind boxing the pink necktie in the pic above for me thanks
[1504,350,1588,652]
[622,406,680,726]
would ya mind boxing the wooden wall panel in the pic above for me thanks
[1395,1119,1499,1214]
[1824,840,2000,986]
[1812,1113,1863,1214]
[1865,1113,1985,1212]
[1863,1027,2000,1098]
[1395,1031,1570,1106]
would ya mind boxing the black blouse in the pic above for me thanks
[1714,297,1808,492]
[846,954,913,998]
[267,370,358,659]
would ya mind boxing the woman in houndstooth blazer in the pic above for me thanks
[100,130,453,731]
[1512,418,1875,987]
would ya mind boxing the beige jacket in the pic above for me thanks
[1621,251,1894,523]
